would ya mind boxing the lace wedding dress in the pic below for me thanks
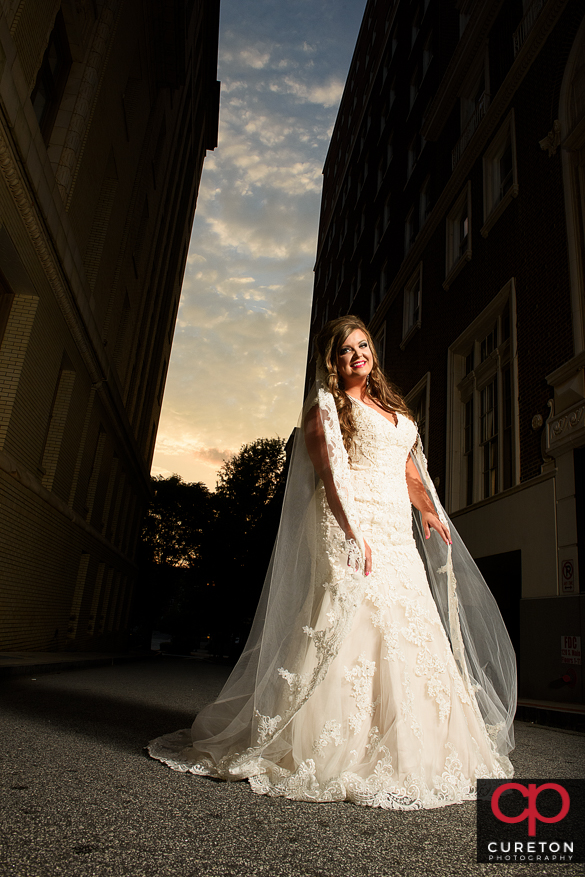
[148,392,515,809]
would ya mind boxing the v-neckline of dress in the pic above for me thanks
[351,395,399,428]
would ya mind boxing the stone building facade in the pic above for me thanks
[0,0,220,650]
[308,0,585,706]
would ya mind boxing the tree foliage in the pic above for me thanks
[137,438,288,651]
[215,437,286,528]
[141,475,213,567]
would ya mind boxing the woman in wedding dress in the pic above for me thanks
[148,315,516,809]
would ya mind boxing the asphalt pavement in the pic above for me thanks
[1,657,584,877]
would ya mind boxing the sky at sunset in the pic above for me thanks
[151,0,367,488]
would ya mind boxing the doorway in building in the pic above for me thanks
[474,549,521,662]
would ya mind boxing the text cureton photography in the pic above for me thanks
[476,780,585,864]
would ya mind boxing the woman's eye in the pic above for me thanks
[359,342,368,348]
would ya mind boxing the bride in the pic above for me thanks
[148,315,516,809]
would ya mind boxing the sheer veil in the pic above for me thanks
[148,366,516,776]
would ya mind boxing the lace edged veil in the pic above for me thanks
[150,367,516,776]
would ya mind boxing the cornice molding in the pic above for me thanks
[370,0,570,335]
[546,350,585,386]
[0,124,151,495]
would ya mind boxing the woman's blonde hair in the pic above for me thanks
[315,315,412,459]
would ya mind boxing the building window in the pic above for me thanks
[374,217,382,251]
[384,192,392,230]
[377,156,385,190]
[447,280,518,510]
[405,372,430,453]
[482,110,519,237]
[514,0,546,56]
[422,32,433,78]
[379,105,387,138]
[405,204,418,253]
[380,261,389,300]
[374,322,386,370]
[419,175,432,227]
[452,53,490,169]
[391,28,398,58]
[410,66,421,111]
[369,283,381,319]
[30,11,72,143]
[401,264,422,348]
[411,7,421,47]
[407,131,424,178]
[444,181,472,289]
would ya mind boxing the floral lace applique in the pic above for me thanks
[254,710,282,745]
[343,654,380,733]
[313,720,345,756]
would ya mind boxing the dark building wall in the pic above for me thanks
[0,0,220,650]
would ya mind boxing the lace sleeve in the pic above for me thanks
[318,387,364,566]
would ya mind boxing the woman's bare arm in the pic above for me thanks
[405,456,451,545]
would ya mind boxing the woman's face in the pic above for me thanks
[336,329,373,382]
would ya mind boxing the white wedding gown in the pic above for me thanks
[148,398,514,808]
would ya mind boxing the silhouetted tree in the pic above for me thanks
[136,475,215,648]
[141,474,213,567]
[211,437,287,643]
[136,440,288,657]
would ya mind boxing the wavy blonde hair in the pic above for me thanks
[315,315,412,460]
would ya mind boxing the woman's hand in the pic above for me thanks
[421,511,451,546]
[363,539,372,576]
[347,538,372,575]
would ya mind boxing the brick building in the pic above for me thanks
[0,0,220,650]
[307,0,584,706]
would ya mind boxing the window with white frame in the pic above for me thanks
[405,372,430,453]
[447,281,518,511]
[401,264,422,347]
[482,110,519,236]
[444,181,472,289]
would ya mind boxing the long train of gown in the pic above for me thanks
[148,400,513,808]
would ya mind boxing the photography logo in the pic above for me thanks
[477,779,584,864]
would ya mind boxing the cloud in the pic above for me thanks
[152,0,367,488]
[269,76,345,107]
